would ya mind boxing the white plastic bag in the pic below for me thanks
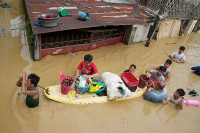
[101,72,132,100]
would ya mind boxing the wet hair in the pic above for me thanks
[28,74,40,87]
[130,64,136,69]
[165,59,172,65]
[179,46,185,51]
[177,88,185,96]
[84,54,93,62]
[159,66,166,73]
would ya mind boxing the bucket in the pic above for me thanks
[57,6,68,17]
[138,74,148,88]
[138,74,155,88]
[78,12,89,21]
[60,73,74,95]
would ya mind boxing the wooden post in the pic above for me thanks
[145,0,170,47]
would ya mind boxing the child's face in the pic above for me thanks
[157,70,164,76]
[164,62,170,68]
[174,91,181,98]
[85,61,91,66]
[129,66,135,73]
[179,49,184,54]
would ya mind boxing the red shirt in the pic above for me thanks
[77,60,98,75]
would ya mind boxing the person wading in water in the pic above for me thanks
[16,71,40,108]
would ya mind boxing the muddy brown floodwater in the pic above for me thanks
[0,0,200,133]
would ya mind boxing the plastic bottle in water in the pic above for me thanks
[183,99,200,106]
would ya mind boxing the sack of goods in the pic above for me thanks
[101,72,132,100]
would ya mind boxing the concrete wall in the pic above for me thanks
[124,23,153,45]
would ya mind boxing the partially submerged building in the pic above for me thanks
[141,0,200,40]
[24,0,157,60]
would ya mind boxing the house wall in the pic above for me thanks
[124,23,153,45]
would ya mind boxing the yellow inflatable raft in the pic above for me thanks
[44,84,145,105]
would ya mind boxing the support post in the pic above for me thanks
[33,35,40,61]
[145,0,170,47]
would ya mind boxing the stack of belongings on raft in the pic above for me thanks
[101,72,132,100]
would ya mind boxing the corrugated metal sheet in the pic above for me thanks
[24,0,156,35]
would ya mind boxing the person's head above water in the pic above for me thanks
[164,59,172,68]
[157,66,166,76]
[155,81,165,91]
[129,64,136,73]
[179,46,185,54]
[27,74,40,87]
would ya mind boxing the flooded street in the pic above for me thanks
[0,0,200,133]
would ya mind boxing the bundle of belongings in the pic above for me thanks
[101,72,132,100]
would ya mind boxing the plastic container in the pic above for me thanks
[74,75,92,94]
[57,6,68,17]
[37,13,59,28]
[121,72,139,87]
[78,12,89,21]
[88,79,105,93]
[183,99,200,106]
[121,72,139,92]
[37,13,59,21]
[60,73,74,95]
[138,74,154,88]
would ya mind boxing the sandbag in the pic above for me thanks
[101,72,132,100]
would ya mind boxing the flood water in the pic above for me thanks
[0,1,200,133]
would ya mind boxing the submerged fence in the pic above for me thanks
[0,23,26,37]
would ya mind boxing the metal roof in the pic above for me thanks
[24,0,157,35]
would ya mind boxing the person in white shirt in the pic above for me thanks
[155,59,172,83]
[162,88,185,110]
[169,46,185,63]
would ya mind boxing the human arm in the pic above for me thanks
[76,69,80,76]
[143,82,151,96]
[169,54,180,63]
[179,60,185,63]
[83,73,99,79]
[21,71,38,96]
[191,66,200,72]
[162,97,169,104]
[178,98,184,110]
[164,71,171,83]
[143,87,150,96]
[76,61,83,76]
[146,69,152,77]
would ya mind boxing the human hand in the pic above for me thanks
[145,81,151,88]
[22,71,27,75]
[162,100,167,104]
[83,74,88,78]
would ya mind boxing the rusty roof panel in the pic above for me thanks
[24,0,155,35]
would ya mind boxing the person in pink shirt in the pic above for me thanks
[76,54,99,78]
